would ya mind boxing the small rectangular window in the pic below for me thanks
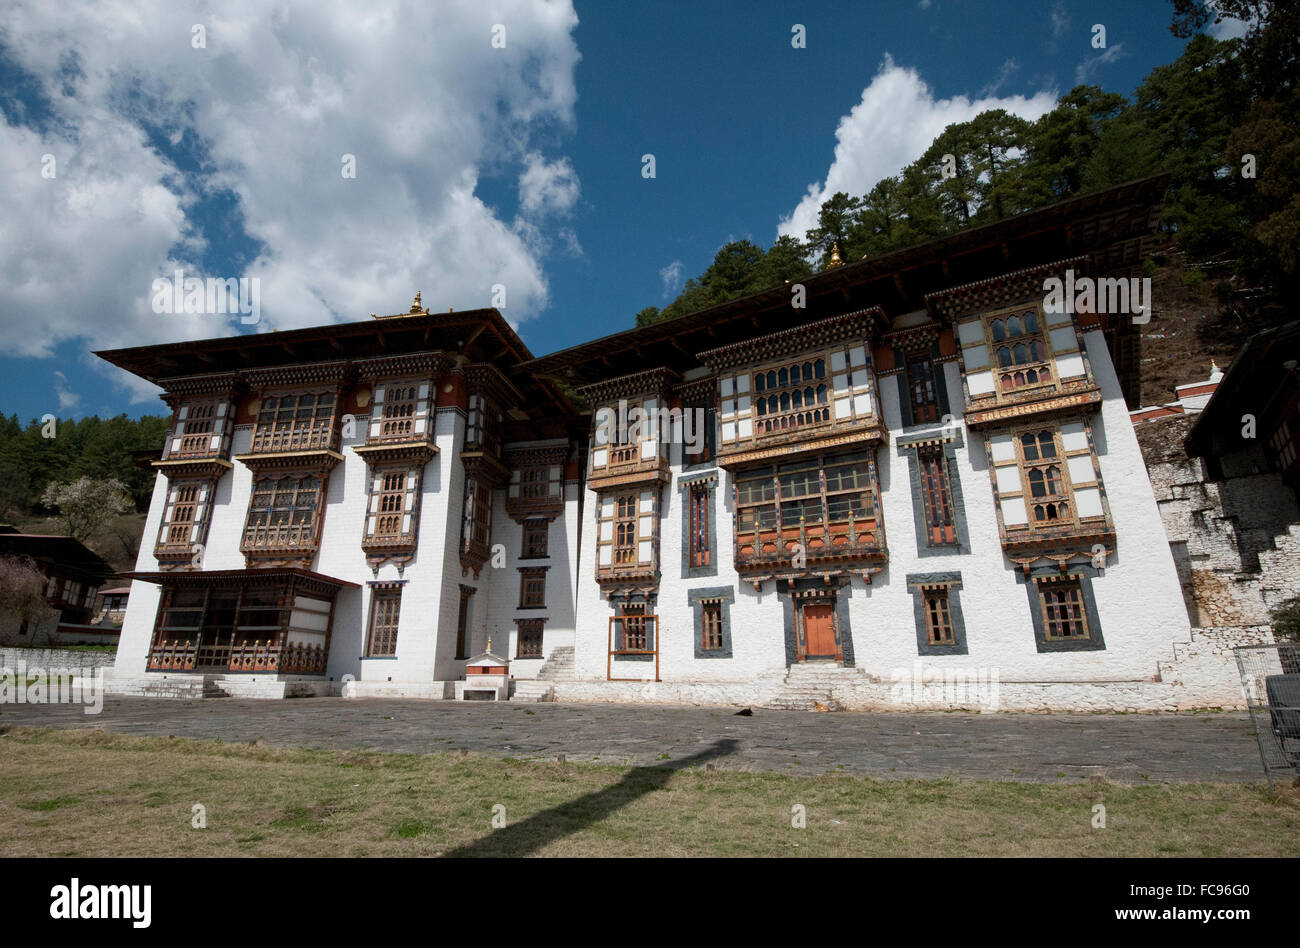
[923,587,955,645]
[366,589,402,656]
[1039,578,1090,641]
[519,569,546,608]
[516,619,543,658]
[918,449,957,545]
[522,520,548,559]
[688,486,710,567]
[701,600,723,651]
[907,355,939,424]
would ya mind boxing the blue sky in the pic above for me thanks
[0,0,1230,422]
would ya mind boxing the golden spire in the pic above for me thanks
[409,291,422,313]
[828,241,844,268]
[486,636,492,653]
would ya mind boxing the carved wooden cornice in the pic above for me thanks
[696,308,884,372]
[587,458,672,492]
[242,360,351,393]
[675,376,717,403]
[151,457,233,480]
[963,385,1101,430]
[503,441,570,469]
[717,425,886,470]
[233,448,345,474]
[159,372,244,409]
[465,362,522,407]
[882,322,942,355]
[925,256,1087,320]
[462,451,511,487]
[578,367,681,407]
[1003,528,1116,572]
[353,352,447,383]
[361,535,418,571]
[352,441,438,468]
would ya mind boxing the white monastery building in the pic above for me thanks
[97,176,1253,710]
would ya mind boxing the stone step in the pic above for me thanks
[510,681,555,703]
[537,646,575,682]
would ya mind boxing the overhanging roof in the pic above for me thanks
[520,175,1169,394]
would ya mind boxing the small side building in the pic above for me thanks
[1134,322,1300,702]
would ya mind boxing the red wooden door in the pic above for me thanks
[803,603,836,658]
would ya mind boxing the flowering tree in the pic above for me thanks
[0,555,56,644]
[39,476,132,542]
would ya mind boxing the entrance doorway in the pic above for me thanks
[802,602,837,659]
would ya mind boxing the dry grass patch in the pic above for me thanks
[0,727,1296,857]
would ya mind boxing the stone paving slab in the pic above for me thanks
[0,697,1266,783]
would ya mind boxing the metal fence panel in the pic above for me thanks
[1234,643,1300,788]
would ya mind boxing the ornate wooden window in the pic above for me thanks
[519,568,546,608]
[753,358,830,433]
[614,494,637,564]
[989,310,1052,391]
[922,587,955,645]
[522,519,548,559]
[156,480,215,559]
[243,475,321,551]
[918,449,957,545]
[516,619,544,658]
[177,401,219,455]
[370,470,413,539]
[907,355,940,424]
[1037,577,1090,641]
[365,589,402,656]
[739,453,874,534]
[519,466,549,500]
[455,586,473,659]
[251,392,336,453]
[701,600,723,651]
[1019,430,1071,524]
[688,485,710,567]
[377,384,419,441]
[462,478,493,554]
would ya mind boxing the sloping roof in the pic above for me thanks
[0,534,118,584]
[520,175,1169,403]
[1186,320,1300,458]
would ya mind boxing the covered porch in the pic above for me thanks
[125,568,357,676]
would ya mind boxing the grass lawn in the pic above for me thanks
[1,726,1297,857]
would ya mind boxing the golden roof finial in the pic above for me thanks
[828,241,844,268]
[410,291,422,314]
[486,636,492,653]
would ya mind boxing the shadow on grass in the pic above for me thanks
[442,738,739,857]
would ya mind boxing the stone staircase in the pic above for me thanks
[510,680,555,702]
[536,646,575,682]
[764,662,864,711]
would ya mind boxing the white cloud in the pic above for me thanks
[777,55,1057,242]
[53,371,79,410]
[518,151,580,216]
[1051,2,1070,39]
[660,260,684,298]
[1075,42,1127,84]
[0,0,581,400]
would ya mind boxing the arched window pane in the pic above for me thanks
[998,346,1013,367]
[991,319,1005,341]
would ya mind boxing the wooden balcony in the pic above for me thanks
[734,517,885,573]
[964,374,1101,429]
[588,446,671,491]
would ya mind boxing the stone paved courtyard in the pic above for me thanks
[0,697,1267,783]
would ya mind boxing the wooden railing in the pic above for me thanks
[148,638,326,674]
[996,362,1054,394]
[242,522,316,550]
[250,422,335,454]
[734,516,881,568]
[607,445,638,465]
[755,405,832,436]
